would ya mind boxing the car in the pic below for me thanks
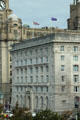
[5,110,13,117]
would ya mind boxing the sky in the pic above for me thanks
[10,0,73,29]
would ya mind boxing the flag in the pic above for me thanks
[33,21,40,25]
[51,17,57,21]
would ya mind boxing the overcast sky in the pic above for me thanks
[10,0,73,29]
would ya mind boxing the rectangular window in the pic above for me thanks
[36,67,38,73]
[45,47,48,54]
[61,76,64,82]
[21,69,23,74]
[30,50,32,55]
[46,57,48,62]
[25,76,27,83]
[36,76,38,82]
[17,77,19,81]
[41,75,43,82]
[36,57,38,64]
[73,56,78,61]
[25,68,27,74]
[40,48,43,53]
[21,77,23,83]
[30,76,33,83]
[74,46,78,52]
[46,66,49,72]
[41,66,43,72]
[61,86,65,92]
[41,57,43,63]
[16,60,19,66]
[25,59,27,64]
[73,75,79,82]
[73,65,79,71]
[30,67,33,74]
[46,75,49,82]
[21,60,23,66]
[17,69,19,75]
[74,86,79,92]
[30,59,32,64]
[61,55,64,61]
[61,65,64,71]
[60,46,64,51]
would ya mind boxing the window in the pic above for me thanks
[36,57,38,64]
[41,57,43,63]
[73,65,79,71]
[61,65,64,71]
[30,67,33,74]
[45,47,48,54]
[73,56,78,61]
[25,68,27,74]
[17,69,19,75]
[25,76,27,83]
[25,59,27,64]
[41,97,43,108]
[16,60,19,66]
[46,97,48,108]
[21,60,23,66]
[35,49,38,54]
[30,59,32,64]
[74,86,79,92]
[14,30,17,34]
[41,75,43,82]
[21,69,23,74]
[61,76,64,82]
[73,75,79,82]
[10,71,12,76]
[46,66,49,72]
[46,75,49,82]
[30,50,32,55]
[74,46,78,52]
[17,77,19,81]
[30,76,33,83]
[35,96,38,108]
[46,57,48,62]
[61,55,64,61]
[21,77,23,83]
[36,67,38,73]
[36,76,38,82]
[16,87,18,92]
[60,46,64,51]
[61,86,65,92]
[41,66,43,72]
[40,48,43,53]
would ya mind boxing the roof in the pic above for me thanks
[8,13,18,21]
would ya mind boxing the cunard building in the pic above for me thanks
[10,0,80,113]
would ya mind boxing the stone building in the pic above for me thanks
[68,0,80,30]
[11,31,80,112]
[0,0,53,104]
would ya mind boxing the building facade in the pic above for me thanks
[0,0,51,104]
[11,31,80,112]
[68,0,80,30]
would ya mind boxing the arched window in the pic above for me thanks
[41,96,43,108]
[28,96,31,109]
[46,96,48,108]
[20,95,22,107]
[35,96,38,108]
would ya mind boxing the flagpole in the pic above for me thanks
[51,20,53,34]
[32,22,34,38]
[50,17,57,34]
